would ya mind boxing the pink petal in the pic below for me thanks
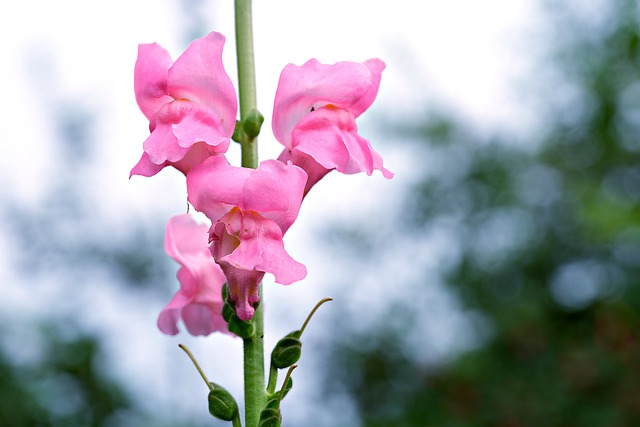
[291,106,393,179]
[242,160,306,233]
[272,59,375,147]
[142,121,186,164]
[134,43,174,120]
[187,158,306,233]
[213,210,306,285]
[210,209,306,321]
[159,215,232,336]
[277,149,330,195]
[157,289,192,335]
[165,214,210,269]
[223,267,264,321]
[182,304,227,336]
[187,156,248,222]
[130,152,166,178]
[168,32,237,137]
[350,59,386,118]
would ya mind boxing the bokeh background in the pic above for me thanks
[1,0,639,426]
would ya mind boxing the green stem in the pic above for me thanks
[232,412,242,427]
[243,299,266,427]
[235,1,264,426]
[235,0,258,169]
[266,362,278,395]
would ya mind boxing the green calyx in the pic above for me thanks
[222,283,256,338]
[227,312,255,338]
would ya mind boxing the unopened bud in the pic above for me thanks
[257,407,281,427]
[208,383,238,421]
[271,336,302,369]
[243,109,264,139]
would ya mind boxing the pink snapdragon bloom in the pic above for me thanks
[158,214,231,336]
[273,58,393,194]
[131,32,237,178]
[187,156,307,320]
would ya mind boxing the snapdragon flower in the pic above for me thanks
[131,32,237,177]
[187,156,307,320]
[158,214,231,336]
[273,58,393,194]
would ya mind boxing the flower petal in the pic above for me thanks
[242,160,306,233]
[130,152,166,178]
[157,288,192,335]
[291,106,394,179]
[187,157,306,233]
[168,32,237,137]
[187,156,248,222]
[165,214,210,267]
[134,43,174,120]
[272,59,374,147]
[143,121,186,164]
[350,59,385,118]
[182,303,227,336]
[277,149,330,195]
[214,210,306,285]
[159,215,232,336]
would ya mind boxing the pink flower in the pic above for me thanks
[187,156,307,320]
[273,58,393,194]
[158,214,231,336]
[131,32,237,178]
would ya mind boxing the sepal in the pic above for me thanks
[227,313,255,338]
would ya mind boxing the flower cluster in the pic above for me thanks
[132,31,392,335]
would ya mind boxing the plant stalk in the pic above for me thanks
[235,2,265,426]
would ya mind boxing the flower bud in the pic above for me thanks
[232,120,242,143]
[271,336,302,369]
[208,383,238,421]
[257,407,281,427]
[243,109,265,139]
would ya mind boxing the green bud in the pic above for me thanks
[227,314,255,339]
[208,383,238,421]
[242,109,264,139]
[271,336,302,369]
[231,120,242,143]
[285,330,302,340]
[264,397,280,410]
[257,407,281,427]
[222,283,230,302]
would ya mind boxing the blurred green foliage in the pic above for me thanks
[321,0,640,426]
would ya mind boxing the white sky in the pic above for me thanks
[0,0,540,424]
